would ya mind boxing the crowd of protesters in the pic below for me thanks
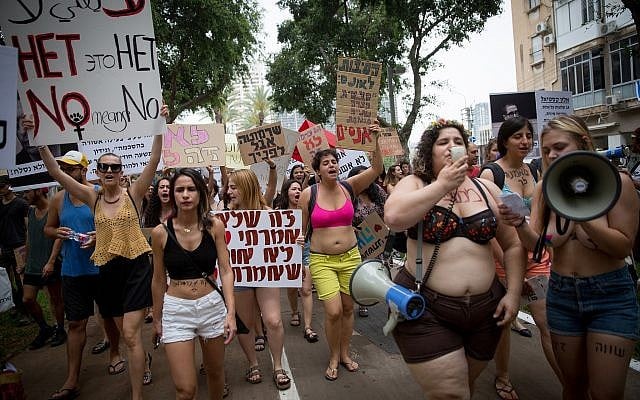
[1,113,638,400]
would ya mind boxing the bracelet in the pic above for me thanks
[515,216,527,228]
[37,145,46,150]
[269,166,276,170]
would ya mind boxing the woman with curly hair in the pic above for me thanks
[500,115,639,400]
[385,119,525,399]
[383,164,403,194]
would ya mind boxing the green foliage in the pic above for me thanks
[152,0,261,122]
[267,0,501,145]
[243,85,273,128]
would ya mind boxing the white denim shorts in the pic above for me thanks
[161,290,226,344]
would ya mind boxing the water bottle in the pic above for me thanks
[68,231,90,244]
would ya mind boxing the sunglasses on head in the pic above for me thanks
[97,163,123,173]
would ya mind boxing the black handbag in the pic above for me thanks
[162,223,250,334]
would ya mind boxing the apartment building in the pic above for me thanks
[511,0,639,149]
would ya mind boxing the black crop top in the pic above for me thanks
[407,179,498,244]
[164,219,218,280]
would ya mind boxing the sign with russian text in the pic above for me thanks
[162,124,225,168]
[79,136,158,181]
[296,124,330,167]
[1,0,166,145]
[356,212,389,260]
[336,148,371,180]
[214,210,302,288]
[0,47,18,170]
[336,57,382,152]
[236,122,287,165]
[378,127,404,157]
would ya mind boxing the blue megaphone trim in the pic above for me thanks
[385,285,426,320]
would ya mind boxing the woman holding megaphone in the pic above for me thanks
[499,115,640,400]
[385,119,526,399]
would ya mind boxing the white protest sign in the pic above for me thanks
[251,128,300,192]
[535,91,573,124]
[1,1,166,145]
[162,124,225,168]
[336,148,371,180]
[0,46,18,169]
[214,210,302,288]
[225,133,247,169]
[79,136,159,181]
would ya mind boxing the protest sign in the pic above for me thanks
[225,133,247,169]
[356,213,389,260]
[214,210,302,287]
[336,148,371,180]
[79,136,158,181]
[236,122,287,165]
[336,57,382,152]
[252,128,300,192]
[296,124,330,167]
[162,124,225,168]
[0,46,18,170]
[378,127,404,157]
[1,1,166,145]
[535,91,573,124]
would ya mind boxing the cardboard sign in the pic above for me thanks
[225,133,247,169]
[251,128,300,192]
[336,148,371,180]
[213,210,302,288]
[296,125,329,167]
[79,136,159,181]
[0,46,18,170]
[378,128,404,157]
[335,57,382,152]
[356,213,389,260]
[236,122,287,165]
[162,124,225,168]
[1,1,166,145]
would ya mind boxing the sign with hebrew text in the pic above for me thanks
[336,57,382,151]
[356,212,389,260]
[79,136,159,181]
[336,148,371,180]
[213,210,302,288]
[236,122,286,165]
[378,128,404,157]
[296,124,329,167]
[0,0,166,145]
[162,124,225,168]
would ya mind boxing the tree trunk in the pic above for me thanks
[398,37,422,154]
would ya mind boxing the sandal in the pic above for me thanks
[340,360,359,372]
[199,363,206,375]
[495,376,519,400]
[254,335,266,352]
[143,353,152,385]
[358,307,369,317]
[325,365,338,381]
[48,387,79,400]
[273,369,291,390]
[91,339,110,355]
[108,359,126,375]
[245,365,262,384]
[303,327,319,343]
[223,382,230,398]
[289,312,301,327]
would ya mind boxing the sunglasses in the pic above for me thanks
[60,165,82,173]
[97,163,123,173]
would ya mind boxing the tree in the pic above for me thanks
[619,1,640,36]
[243,85,273,127]
[267,0,501,145]
[152,0,261,122]
[201,89,241,127]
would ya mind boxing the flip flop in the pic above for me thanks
[340,360,359,372]
[289,312,301,326]
[108,359,126,375]
[48,387,79,400]
[91,340,110,355]
[303,327,319,343]
[325,365,338,381]
[510,326,533,338]
[495,376,519,400]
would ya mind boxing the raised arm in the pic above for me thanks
[346,124,384,195]
[38,145,96,208]
[263,158,278,207]
[130,105,168,204]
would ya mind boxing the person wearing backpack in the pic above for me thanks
[298,124,383,381]
[480,117,561,399]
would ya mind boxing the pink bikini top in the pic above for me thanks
[310,187,354,229]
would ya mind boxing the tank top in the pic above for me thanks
[60,189,99,277]
[92,190,151,266]
[163,219,217,280]
[310,186,354,229]
[24,207,56,275]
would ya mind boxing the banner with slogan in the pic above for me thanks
[213,209,302,288]
[296,124,330,167]
[79,136,159,181]
[0,46,18,170]
[236,122,287,165]
[0,1,166,145]
[534,91,573,125]
[335,57,382,152]
[336,148,371,180]
[252,128,300,193]
[356,212,389,260]
[225,133,247,169]
[162,124,225,168]
[378,127,404,157]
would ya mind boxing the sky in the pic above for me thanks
[253,1,518,145]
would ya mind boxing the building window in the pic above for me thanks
[529,0,540,10]
[610,36,640,86]
[560,49,604,95]
[581,0,602,25]
[531,36,543,64]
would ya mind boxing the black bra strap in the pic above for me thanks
[470,178,491,207]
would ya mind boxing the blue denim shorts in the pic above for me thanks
[547,266,639,340]
[302,241,310,267]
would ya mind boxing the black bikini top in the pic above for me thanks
[407,179,498,245]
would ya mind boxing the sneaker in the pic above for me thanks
[29,326,55,350]
[50,327,67,347]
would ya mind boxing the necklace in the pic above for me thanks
[103,196,120,204]
[183,226,192,233]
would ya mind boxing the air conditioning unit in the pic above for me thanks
[535,22,549,34]
[543,34,555,47]
[606,94,619,106]
[600,21,617,35]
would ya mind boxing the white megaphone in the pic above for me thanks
[543,151,621,221]
[350,260,426,336]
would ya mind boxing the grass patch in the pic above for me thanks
[1,291,53,363]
